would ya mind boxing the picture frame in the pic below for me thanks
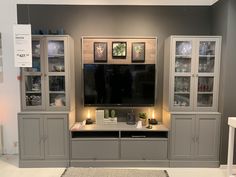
[132,42,145,63]
[112,42,127,59]
[94,42,107,62]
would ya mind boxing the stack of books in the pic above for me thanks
[103,117,117,125]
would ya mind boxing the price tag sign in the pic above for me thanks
[13,24,32,67]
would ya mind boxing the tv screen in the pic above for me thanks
[83,64,155,106]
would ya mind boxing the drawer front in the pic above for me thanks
[121,139,167,160]
[71,140,119,160]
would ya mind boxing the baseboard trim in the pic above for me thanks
[70,160,169,167]
[220,164,236,169]
[169,160,220,168]
[19,160,69,168]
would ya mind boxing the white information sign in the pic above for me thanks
[13,24,32,67]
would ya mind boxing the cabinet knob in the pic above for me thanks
[192,74,195,77]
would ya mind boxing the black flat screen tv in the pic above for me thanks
[83,64,155,106]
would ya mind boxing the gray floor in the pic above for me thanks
[0,155,228,177]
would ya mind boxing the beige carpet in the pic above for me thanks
[61,168,169,177]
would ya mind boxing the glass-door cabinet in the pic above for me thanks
[21,35,74,111]
[172,39,195,111]
[46,37,68,111]
[21,37,45,110]
[164,36,221,112]
[195,39,221,111]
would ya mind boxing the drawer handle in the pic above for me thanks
[131,136,146,138]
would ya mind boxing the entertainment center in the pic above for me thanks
[18,35,222,168]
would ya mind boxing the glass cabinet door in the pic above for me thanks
[197,77,214,107]
[173,40,194,110]
[22,39,44,110]
[198,41,216,73]
[46,38,67,110]
[196,40,217,109]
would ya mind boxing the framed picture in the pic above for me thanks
[112,42,127,59]
[94,42,107,62]
[132,42,145,63]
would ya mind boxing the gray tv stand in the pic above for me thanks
[70,123,169,167]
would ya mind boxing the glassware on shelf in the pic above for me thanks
[24,41,41,72]
[175,77,190,92]
[199,41,216,56]
[48,41,65,72]
[197,94,213,107]
[25,76,41,92]
[174,94,190,107]
[48,60,65,72]
[32,41,40,57]
[198,77,214,92]
[48,41,64,56]
[49,76,65,91]
[176,41,192,56]
[175,57,191,73]
[198,56,215,73]
[25,93,42,106]
[49,93,66,107]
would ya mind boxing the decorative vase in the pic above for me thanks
[104,109,109,118]
[139,118,146,126]
[111,110,116,118]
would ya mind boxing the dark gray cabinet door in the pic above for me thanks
[71,139,119,160]
[121,139,167,160]
[195,114,220,160]
[44,114,69,160]
[19,115,44,160]
[171,114,195,159]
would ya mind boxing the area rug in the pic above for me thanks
[61,168,169,177]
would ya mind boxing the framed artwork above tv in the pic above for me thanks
[94,42,107,62]
[82,36,157,64]
[132,42,145,63]
[112,42,127,59]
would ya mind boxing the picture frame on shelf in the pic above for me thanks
[94,42,107,62]
[132,42,145,63]
[112,42,127,59]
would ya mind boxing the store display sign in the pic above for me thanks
[13,24,32,67]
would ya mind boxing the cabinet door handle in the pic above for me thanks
[192,137,195,142]
[196,74,199,77]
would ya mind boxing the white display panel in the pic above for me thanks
[13,24,32,67]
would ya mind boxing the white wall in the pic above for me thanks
[0,0,19,154]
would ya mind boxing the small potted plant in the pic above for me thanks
[138,112,147,125]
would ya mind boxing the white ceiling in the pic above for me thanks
[17,0,219,6]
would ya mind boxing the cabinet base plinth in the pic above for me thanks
[169,160,219,168]
[19,160,69,168]
[70,160,169,167]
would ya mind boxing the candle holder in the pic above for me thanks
[149,118,158,125]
